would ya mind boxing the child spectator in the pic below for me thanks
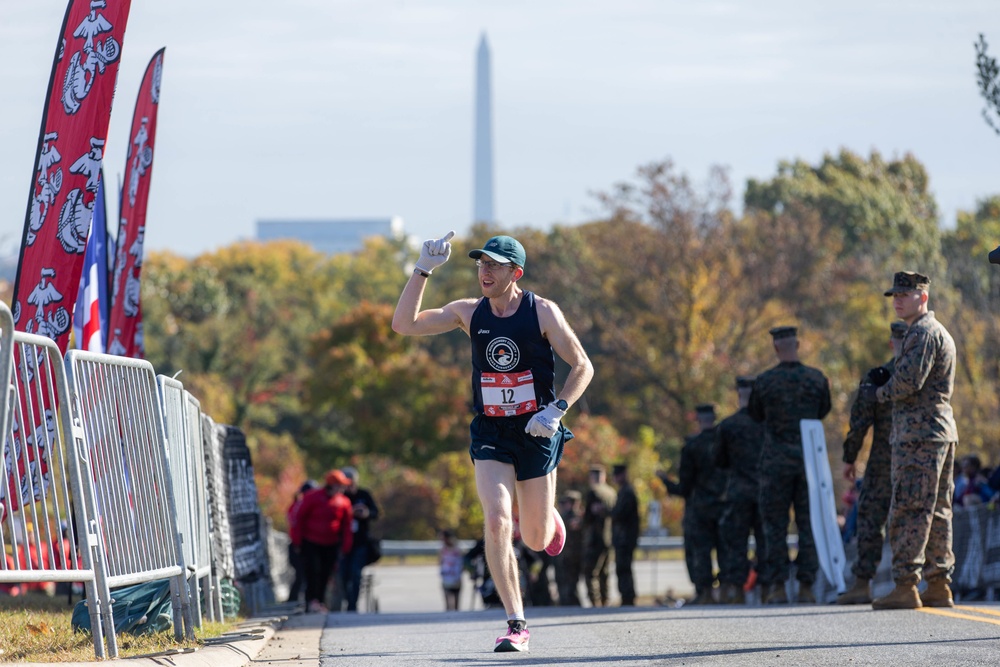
[440,529,463,611]
[955,455,992,507]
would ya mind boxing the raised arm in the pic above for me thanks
[391,273,474,336]
[391,230,475,336]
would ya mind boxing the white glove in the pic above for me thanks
[525,403,566,438]
[415,230,455,274]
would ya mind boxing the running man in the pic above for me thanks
[393,232,593,652]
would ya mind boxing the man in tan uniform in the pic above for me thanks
[865,272,958,610]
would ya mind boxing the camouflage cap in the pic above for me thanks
[769,326,797,340]
[695,403,716,415]
[890,320,908,339]
[735,375,756,388]
[884,271,930,296]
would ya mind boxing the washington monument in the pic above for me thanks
[473,33,494,224]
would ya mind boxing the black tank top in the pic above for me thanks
[470,291,555,417]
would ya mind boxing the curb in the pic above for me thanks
[47,616,289,667]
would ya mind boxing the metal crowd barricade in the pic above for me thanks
[0,318,116,658]
[155,375,214,628]
[202,413,233,620]
[184,389,214,622]
[64,350,194,642]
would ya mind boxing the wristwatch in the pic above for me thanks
[554,399,568,411]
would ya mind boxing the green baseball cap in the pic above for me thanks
[468,235,526,267]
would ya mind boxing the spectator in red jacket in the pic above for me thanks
[291,469,354,612]
[286,479,318,603]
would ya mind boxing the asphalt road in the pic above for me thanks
[322,604,1000,666]
[319,561,1000,665]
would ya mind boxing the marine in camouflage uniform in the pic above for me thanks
[553,490,584,606]
[582,465,617,607]
[662,404,728,603]
[871,272,958,610]
[714,376,766,603]
[748,326,832,604]
[835,320,908,605]
[611,464,640,606]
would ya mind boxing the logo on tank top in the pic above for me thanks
[486,337,520,372]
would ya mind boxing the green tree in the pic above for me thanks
[976,34,1000,136]
[745,149,943,275]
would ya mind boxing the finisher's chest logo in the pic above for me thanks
[486,337,520,372]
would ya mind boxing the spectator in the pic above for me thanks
[440,529,464,611]
[955,456,991,508]
[291,469,353,613]
[611,463,639,606]
[660,404,727,605]
[516,540,554,607]
[286,479,318,604]
[464,537,502,608]
[839,480,861,543]
[748,326,832,605]
[553,490,584,606]
[582,464,617,607]
[987,465,1000,501]
[836,319,907,606]
[339,466,380,612]
[714,376,766,605]
[870,271,957,610]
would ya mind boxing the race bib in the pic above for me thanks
[481,371,537,417]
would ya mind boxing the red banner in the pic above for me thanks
[11,0,132,353]
[108,48,163,358]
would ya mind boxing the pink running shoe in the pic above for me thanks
[544,506,566,556]
[494,620,530,652]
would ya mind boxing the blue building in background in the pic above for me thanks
[256,217,405,255]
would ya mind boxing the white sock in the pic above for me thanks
[507,612,525,623]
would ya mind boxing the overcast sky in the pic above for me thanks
[2,1,998,258]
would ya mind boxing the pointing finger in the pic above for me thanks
[442,230,456,242]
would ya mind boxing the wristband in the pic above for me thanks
[414,268,430,278]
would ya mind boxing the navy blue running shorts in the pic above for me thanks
[469,413,574,481]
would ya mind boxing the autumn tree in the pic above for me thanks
[143,241,337,430]
[302,301,469,467]
[941,196,1000,455]
[144,236,413,433]
[135,153,1000,537]
[575,161,771,439]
